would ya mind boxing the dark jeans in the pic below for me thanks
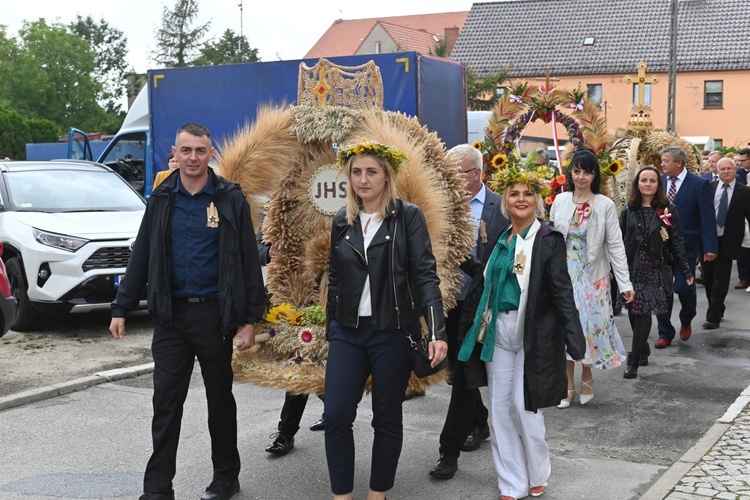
[324,318,412,495]
[144,299,238,493]
[656,257,698,340]
[703,252,733,324]
[440,301,488,457]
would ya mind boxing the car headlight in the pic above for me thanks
[32,228,89,252]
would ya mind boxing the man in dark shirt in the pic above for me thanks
[110,123,266,500]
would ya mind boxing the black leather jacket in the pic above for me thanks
[619,202,693,281]
[327,199,447,342]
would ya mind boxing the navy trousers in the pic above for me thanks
[657,257,698,341]
[144,299,239,494]
[324,318,412,495]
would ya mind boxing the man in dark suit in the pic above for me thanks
[701,151,723,183]
[734,148,750,185]
[429,144,509,480]
[702,158,750,329]
[656,146,718,348]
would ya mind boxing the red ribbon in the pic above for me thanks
[659,210,672,227]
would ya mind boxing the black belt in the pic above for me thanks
[174,294,219,303]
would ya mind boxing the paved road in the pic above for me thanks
[1,280,749,499]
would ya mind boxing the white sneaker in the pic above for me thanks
[746,285,750,293]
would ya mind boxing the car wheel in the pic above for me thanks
[6,257,39,331]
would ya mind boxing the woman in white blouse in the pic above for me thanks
[549,148,634,407]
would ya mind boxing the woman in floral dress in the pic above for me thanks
[620,167,692,379]
[549,148,634,407]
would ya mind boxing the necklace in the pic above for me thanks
[573,193,595,204]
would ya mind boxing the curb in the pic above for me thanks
[640,384,750,500]
[0,362,155,412]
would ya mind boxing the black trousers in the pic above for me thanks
[703,250,733,324]
[439,301,488,457]
[144,299,239,493]
[324,318,412,495]
[278,393,309,436]
[738,247,750,282]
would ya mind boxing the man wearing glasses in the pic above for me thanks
[734,148,750,185]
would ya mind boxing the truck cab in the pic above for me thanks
[74,87,152,196]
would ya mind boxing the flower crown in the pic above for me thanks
[336,140,407,173]
[488,165,551,197]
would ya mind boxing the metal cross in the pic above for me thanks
[623,61,659,110]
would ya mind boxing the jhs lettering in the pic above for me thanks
[315,181,347,199]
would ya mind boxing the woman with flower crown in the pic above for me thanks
[549,148,635,408]
[456,167,585,500]
[324,140,448,500]
[620,166,693,379]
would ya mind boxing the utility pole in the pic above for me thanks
[238,0,244,63]
[667,0,678,133]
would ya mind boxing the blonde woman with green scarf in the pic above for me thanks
[456,170,585,500]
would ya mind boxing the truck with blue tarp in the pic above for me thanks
[73,51,467,197]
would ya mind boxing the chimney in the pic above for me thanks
[444,26,459,56]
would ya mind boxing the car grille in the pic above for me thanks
[82,247,131,272]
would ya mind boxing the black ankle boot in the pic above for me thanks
[623,352,638,379]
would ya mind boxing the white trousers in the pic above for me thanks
[486,310,551,499]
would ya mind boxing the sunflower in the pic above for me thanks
[265,303,299,324]
[608,159,624,176]
[472,140,483,150]
[288,312,305,326]
[491,153,508,169]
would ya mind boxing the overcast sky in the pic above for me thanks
[4,0,477,72]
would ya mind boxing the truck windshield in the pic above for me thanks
[5,169,145,213]
[100,132,147,196]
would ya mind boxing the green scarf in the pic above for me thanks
[457,225,526,363]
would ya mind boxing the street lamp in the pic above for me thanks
[666,0,677,133]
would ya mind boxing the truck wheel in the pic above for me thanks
[6,257,39,331]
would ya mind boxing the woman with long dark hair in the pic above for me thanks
[620,166,693,378]
[549,148,634,407]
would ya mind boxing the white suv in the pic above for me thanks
[0,160,146,331]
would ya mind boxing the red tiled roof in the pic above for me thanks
[377,21,442,54]
[305,12,468,59]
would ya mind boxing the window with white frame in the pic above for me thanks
[632,83,652,107]
[586,84,602,106]
[704,81,723,108]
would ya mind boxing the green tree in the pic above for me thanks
[13,19,106,131]
[25,118,61,143]
[70,15,129,114]
[429,38,448,57]
[0,106,32,159]
[152,0,210,67]
[192,29,259,66]
[466,67,511,111]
